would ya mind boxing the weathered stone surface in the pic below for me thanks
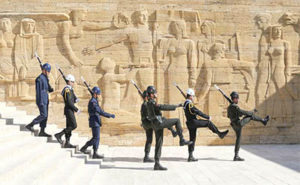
[0,0,300,145]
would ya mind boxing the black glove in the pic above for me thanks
[178,103,183,107]
[48,84,54,93]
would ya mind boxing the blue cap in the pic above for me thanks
[92,86,101,95]
[42,63,51,72]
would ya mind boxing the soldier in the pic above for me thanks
[183,88,229,162]
[227,91,270,161]
[146,86,193,170]
[141,90,177,163]
[54,74,79,148]
[80,87,115,159]
[25,63,53,137]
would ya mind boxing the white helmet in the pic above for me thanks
[66,74,75,82]
[187,88,195,96]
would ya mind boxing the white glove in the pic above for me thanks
[77,109,81,115]
[75,98,80,103]
[209,116,212,121]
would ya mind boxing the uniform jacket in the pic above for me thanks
[141,101,151,129]
[183,99,210,121]
[35,73,52,106]
[146,98,178,124]
[227,103,254,123]
[62,85,78,114]
[88,97,113,127]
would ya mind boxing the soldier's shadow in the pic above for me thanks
[104,157,187,163]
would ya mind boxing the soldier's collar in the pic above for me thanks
[185,99,192,103]
[65,85,72,90]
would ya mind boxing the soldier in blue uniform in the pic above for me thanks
[25,63,54,137]
[183,89,229,162]
[80,87,115,159]
[55,74,79,148]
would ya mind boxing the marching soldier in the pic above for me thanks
[227,91,269,161]
[141,90,177,163]
[146,86,193,170]
[183,88,229,162]
[80,87,115,159]
[25,63,53,137]
[54,74,79,148]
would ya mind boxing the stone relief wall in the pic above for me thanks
[1,0,300,145]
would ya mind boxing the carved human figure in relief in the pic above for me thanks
[14,18,44,99]
[197,20,216,67]
[96,10,155,112]
[159,20,196,107]
[98,57,129,111]
[266,25,293,119]
[198,42,255,121]
[0,18,15,81]
[254,13,272,110]
[60,9,113,67]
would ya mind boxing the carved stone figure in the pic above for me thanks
[59,9,113,67]
[98,57,128,111]
[161,20,196,107]
[266,25,293,120]
[0,18,15,81]
[254,13,272,111]
[14,18,44,99]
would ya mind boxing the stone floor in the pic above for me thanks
[91,144,300,185]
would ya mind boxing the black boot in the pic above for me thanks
[80,144,89,154]
[262,115,270,126]
[178,131,193,146]
[168,128,178,138]
[154,162,167,171]
[218,130,229,139]
[64,137,76,148]
[25,123,34,132]
[38,128,51,137]
[92,149,104,159]
[143,153,154,163]
[233,154,245,161]
[188,152,198,162]
[54,130,64,144]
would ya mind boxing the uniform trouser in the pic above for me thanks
[31,104,49,128]
[144,127,153,156]
[85,127,100,150]
[152,118,184,162]
[231,115,264,155]
[63,110,77,139]
[187,119,220,153]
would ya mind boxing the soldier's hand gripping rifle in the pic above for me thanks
[130,80,143,98]
[81,76,93,96]
[55,64,68,84]
[173,82,187,99]
[214,84,233,104]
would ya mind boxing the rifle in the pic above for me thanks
[81,76,93,96]
[34,52,43,70]
[173,82,187,99]
[130,80,143,98]
[55,64,68,84]
[214,84,233,104]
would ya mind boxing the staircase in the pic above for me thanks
[0,102,111,185]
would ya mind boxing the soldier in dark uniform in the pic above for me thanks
[25,63,53,137]
[146,86,193,170]
[183,89,229,162]
[227,91,270,161]
[54,74,79,148]
[80,87,115,159]
[141,90,177,163]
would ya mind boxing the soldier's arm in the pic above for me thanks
[235,105,253,116]
[94,102,114,118]
[189,103,210,119]
[35,78,43,106]
[158,104,178,111]
[65,89,79,112]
